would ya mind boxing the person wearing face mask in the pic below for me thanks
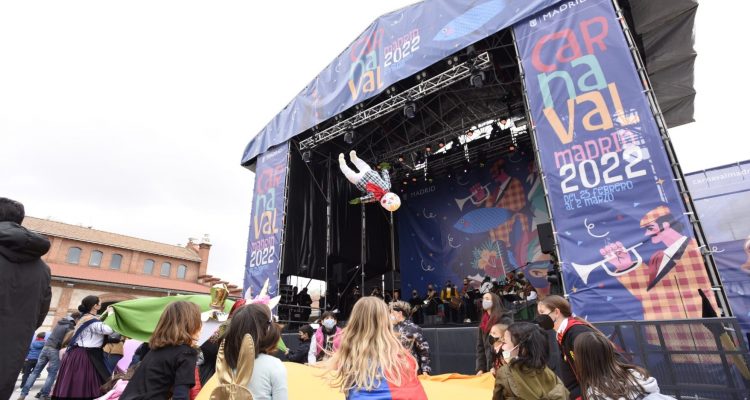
[423,285,440,324]
[538,295,602,400]
[308,312,343,364]
[408,290,424,325]
[488,323,509,377]
[477,292,513,375]
[440,280,460,323]
[388,301,431,375]
[285,324,314,364]
[533,314,562,377]
[492,322,568,400]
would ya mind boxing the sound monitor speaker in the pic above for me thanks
[537,223,555,254]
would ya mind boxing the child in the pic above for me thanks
[488,323,508,377]
[286,324,314,364]
[574,332,668,400]
[325,296,427,400]
[216,303,288,400]
[308,311,343,364]
[120,301,202,400]
[493,322,567,400]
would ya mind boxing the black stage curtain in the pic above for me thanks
[282,146,397,289]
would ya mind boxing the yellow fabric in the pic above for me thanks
[197,363,494,399]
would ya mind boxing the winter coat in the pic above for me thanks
[286,339,312,363]
[0,221,52,400]
[46,317,76,349]
[394,319,431,374]
[493,364,568,400]
[26,338,46,360]
[586,370,664,400]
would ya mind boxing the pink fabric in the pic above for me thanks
[116,339,143,372]
[95,379,129,400]
[314,327,342,355]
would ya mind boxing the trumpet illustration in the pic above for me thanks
[571,241,646,284]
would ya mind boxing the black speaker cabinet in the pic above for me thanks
[537,222,555,254]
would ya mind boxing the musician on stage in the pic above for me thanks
[440,281,461,323]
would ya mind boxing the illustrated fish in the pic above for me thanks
[433,0,507,42]
[453,207,512,234]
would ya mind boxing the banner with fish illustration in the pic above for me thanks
[244,142,289,298]
[242,0,565,163]
[514,0,715,321]
[687,161,750,334]
[398,151,553,296]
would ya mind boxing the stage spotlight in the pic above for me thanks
[469,70,485,89]
[403,101,417,119]
[343,129,355,144]
[302,151,312,163]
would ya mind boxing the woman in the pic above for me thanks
[389,301,431,375]
[477,292,513,375]
[120,300,202,399]
[574,332,666,400]
[538,295,601,400]
[492,322,567,400]
[307,311,343,364]
[52,295,115,399]
[218,303,287,400]
[325,296,427,399]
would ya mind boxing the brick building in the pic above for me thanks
[22,217,242,332]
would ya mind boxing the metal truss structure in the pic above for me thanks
[299,52,492,151]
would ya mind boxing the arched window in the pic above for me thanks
[89,250,103,267]
[144,259,155,274]
[66,247,81,264]
[110,254,123,270]
[177,264,187,279]
[160,262,171,277]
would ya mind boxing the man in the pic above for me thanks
[408,289,424,325]
[19,312,80,400]
[461,277,478,322]
[298,288,313,323]
[0,198,52,400]
[285,324,314,364]
[389,301,431,375]
[19,332,46,390]
[440,281,460,323]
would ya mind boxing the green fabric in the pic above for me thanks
[276,338,288,353]
[101,295,234,343]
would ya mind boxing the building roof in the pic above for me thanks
[23,216,202,262]
[49,262,213,294]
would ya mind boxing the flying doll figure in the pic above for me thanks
[338,150,401,211]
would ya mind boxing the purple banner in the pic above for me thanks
[243,142,289,298]
[514,0,716,321]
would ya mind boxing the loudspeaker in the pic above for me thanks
[537,223,555,254]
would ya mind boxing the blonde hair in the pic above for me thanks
[149,301,202,349]
[388,300,412,319]
[325,297,416,392]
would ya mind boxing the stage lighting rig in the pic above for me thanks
[469,70,485,89]
[403,101,417,119]
[298,52,492,151]
[343,128,355,144]
[302,150,312,163]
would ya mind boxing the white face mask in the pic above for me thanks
[482,300,493,310]
[502,350,512,362]
[322,319,336,330]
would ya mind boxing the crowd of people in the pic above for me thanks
[3,196,672,400]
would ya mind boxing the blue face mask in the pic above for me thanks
[322,319,336,330]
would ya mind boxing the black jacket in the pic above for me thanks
[46,316,76,349]
[558,321,597,400]
[286,339,312,364]
[0,222,52,400]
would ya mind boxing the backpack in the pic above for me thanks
[210,334,255,400]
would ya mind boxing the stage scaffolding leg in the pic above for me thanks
[610,0,731,317]
[361,203,366,293]
[325,158,331,311]
[390,211,396,295]
[510,29,568,297]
